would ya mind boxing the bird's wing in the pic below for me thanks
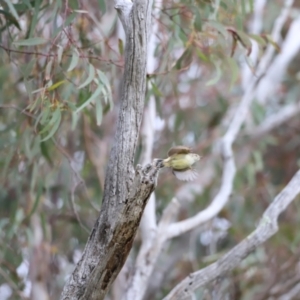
[172,168,198,181]
[167,145,191,157]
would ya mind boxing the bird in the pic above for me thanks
[157,145,201,181]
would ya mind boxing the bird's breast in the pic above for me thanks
[169,154,195,170]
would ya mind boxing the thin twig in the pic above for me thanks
[0,44,124,67]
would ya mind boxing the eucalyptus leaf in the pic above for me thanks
[67,48,80,72]
[13,37,47,46]
[78,64,95,89]
[75,85,103,113]
[40,109,62,141]
[206,60,222,86]
[95,99,103,126]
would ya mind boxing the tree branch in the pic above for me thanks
[163,0,293,240]
[60,0,154,299]
[164,169,300,300]
[248,101,300,139]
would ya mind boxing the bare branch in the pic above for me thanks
[248,101,300,139]
[164,169,300,300]
[122,2,164,298]
[163,0,294,240]
[120,2,297,298]
[242,0,267,88]
[60,0,154,299]
[256,14,300,104]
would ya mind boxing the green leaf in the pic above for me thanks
[118,39,124,55]
[27,96,41,112]
[248,34,267,47]
[26,179,43,219]
[1,150,14,178]
[24,80,33,102]
[40,109,62,141]
[47,80,66,91]
[13,37,47,46]
[29,0,41,37]
[262,34,280,52]
[194,8,202,32]
[40,139,53,165]
[206,60,222,86]
[39,108,60,134]
[75,85,103,113]
[208,21,228,38]
[45,58,53,80]
[236,30,252,55]
[57,45,64,64]
[173,47,193,70]
[151,81,163,97]
[78,64,95,89]
[20,58,36,78]
[0,8,21,30]
[195,49,208,62]
[65,100,77,111]
[97,0,106,13]
[35,106,50,128]
[71,111,80,130]
[67,48,80,72]
[3,0,19,21]
[15,0,34,11]
[96,69,113,109]
[241,0,246,15]
[253,151,263,171]
[226,57,239,89]
[52,12,77,37]
[95,99,103,126]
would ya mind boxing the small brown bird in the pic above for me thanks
[160,146,201,181]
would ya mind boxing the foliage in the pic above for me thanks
[0,0,300,299]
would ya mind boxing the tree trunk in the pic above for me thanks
[60,0,154,299]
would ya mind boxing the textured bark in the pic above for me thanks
[60,1,154,299]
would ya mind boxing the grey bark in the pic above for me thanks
[60,0,154,299]
[163,169,300,300]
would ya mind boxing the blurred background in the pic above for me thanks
[1,0,300,299]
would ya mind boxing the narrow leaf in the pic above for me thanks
[41,110,62,141]
[226,57,239,88]
[45,58,53,81]
[118,39,124,55]
[24,80,33,102]
[208,21,228,38]
[96,69,113,108]
[95,99,103,126]
[194,8,202,31]
[13,37,47,46]
[39,108,59,134]
[248,34,267,47]
[47,80,66,91]
[67,48,80,72]
[75,85,103,113]
[36,106,50,127]
[52,13,76,38]
[206,60,222,86]
[3,0,19,20]
[236,30,252,56]
[78,64,95,89]
[57,45,64,64]
[97,0,106,14]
